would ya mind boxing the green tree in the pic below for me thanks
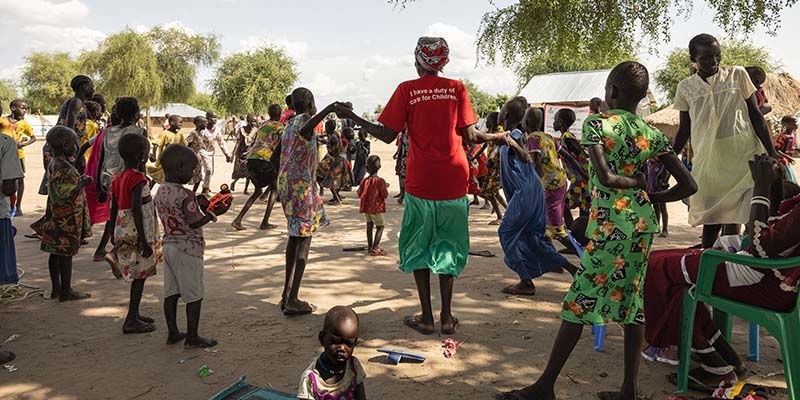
[146,27,221,103]
[0,80,17,110]
[655,39,778,102]
[20,52,79,114]
[493,94,510,112]
[391,1,795,85]
[463,79,496,117]
[513,47,637,89]
[81,30,162,107]
[210,47,297,114]
[187,92,222,115]
[374,104,384,115]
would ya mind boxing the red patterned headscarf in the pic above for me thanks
[415,37,449,72]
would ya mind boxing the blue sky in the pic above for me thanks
[1,0,799,115]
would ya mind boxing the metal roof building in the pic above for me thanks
[141,103,207,119]
[518,69,612,105]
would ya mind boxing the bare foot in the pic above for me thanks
[50,288,60,300]
[59,290,91,302]
[259,223,278,230]
[489,218,502,225]
[499,384,556,400]
[185,336,218,349]
[167,332,187,345]
[138,314,155,324]
[231,221,246,231]
[440,314,459,335]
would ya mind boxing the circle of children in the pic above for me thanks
[1,33,800,400]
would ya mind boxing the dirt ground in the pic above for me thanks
[0,135,792,400]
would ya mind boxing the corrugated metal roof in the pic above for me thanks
[142,103,206,118]
[518,69,611,104]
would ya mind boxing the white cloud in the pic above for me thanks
[302,72,357,98]
[238,36,309,61]
[21,25,106,53]
[0,64,24,82]
[2,0,89,26]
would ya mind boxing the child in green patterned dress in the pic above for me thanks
[499,62,697,400]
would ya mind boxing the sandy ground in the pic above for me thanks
[0,134,793,400]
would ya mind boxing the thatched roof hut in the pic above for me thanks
[645,72,800,139]
[763,72,800,117]
[645,106,680,139]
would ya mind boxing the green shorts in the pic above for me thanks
[365,213,385,226]
[398,193,469,277]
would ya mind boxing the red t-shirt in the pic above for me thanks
[378,75,478,200]
[279,109,296,124]
[111,168,148,210]
[357,176,388,214]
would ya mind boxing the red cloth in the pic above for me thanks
[378,75,478,200]
[84,128,110,224]
[644,249,797,349]
[279,109,295,124]
[111,168,148,210]
[357,176,388,214]
[755,87,767,108]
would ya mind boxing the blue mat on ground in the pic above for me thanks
[209,376,297,400]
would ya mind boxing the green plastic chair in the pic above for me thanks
[675,250,800,398]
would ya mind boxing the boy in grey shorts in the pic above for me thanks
[154,144,230,348]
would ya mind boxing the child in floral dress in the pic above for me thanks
[500,62,697,400]
[110,133,161,334]
[277,87,337,316]
[41,126,93,301]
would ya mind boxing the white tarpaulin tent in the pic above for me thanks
[518,69,654,138]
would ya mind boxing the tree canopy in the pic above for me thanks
[0,80,17,110]
[21,52,79,114]
[463,79,497,117]
[146,27,221,103]
[81,30,162,106]
[390,0,795,85]
[210,47,298,115]
[655,39,778,102]
[187,92,222,116]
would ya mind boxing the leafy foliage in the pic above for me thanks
[81,30,162,106]
[187,92,222,116]
[463,79,497,117]
[0,80,17,110]
[146,27,221,103]
[21,52,79,114]
[389,0,795,86]
[654,39,778,102]
[210,47,297,114]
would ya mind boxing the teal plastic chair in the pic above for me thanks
[675,250,800,398]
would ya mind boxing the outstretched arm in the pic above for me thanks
[337,108,399,144]
[298,104,336,141]
[460,124,505,145]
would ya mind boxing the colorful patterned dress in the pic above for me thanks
[559,131,591,214]
[111,169,161,281]
[480,142,502,199]
[561,110,672,326]
[277,114,329,237]
[41,159,92,256]
[184,130,204,186]
[528,131,568,239]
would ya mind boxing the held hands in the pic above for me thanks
[749,153,782,186]
[331,102,354,119]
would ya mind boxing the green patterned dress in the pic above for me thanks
[561,110,673,326]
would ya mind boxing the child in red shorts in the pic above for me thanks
[357,155,388,256]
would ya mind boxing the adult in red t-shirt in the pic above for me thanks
[335,36,507,336]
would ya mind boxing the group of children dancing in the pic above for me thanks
[4,29,797,399]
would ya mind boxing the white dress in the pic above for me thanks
[674,66,764,226]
